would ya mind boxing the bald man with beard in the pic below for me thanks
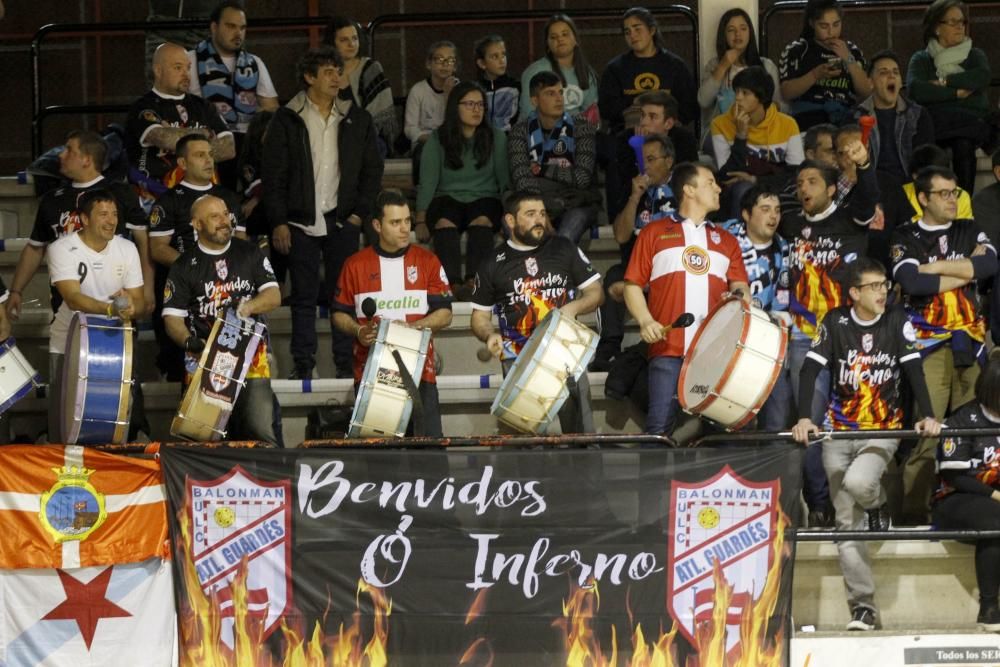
[126,42,235,204]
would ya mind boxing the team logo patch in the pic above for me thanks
[216,259,228,280]
[141,109,160,123]
[710,230,721,244]
[939,235,948,255]
[862,333,874,353]
[209,351,238,392]
[890,244,904,263]
[262,257,274,275]
[552,140,568,156]
[903,321,917,343]
[681,245,710,275]
[668,466,779,651]
[633,72,661,92]
[801,227,811,240]
[942,438,956,457]
[175,104,189,124]
[525,257,539,277]
[407,265,418,284]
[164,279,174,304]
[811,324,826,348]
[39,463,107,544]
[149,206,163,228]
[187,466,291,649]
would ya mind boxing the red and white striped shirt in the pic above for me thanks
[624,217,747,358]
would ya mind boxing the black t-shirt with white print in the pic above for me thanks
[807,304,921,430]
[162,237,277,341]
[470,235,600,361]
[30,177,142,245]
[148,181,245,256]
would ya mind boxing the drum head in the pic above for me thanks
[61,314,85,444]
[679,300,747,410]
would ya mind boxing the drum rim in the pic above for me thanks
[678,297,787,430]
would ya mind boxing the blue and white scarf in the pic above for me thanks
[526,111,576,167]
[195,39,259,131]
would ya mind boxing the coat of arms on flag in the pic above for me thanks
[0,445,175,666]
[667,465,779,652]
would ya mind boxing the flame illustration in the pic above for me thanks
[515,293,554,344]
[176,507,391,665]
[558,511,790,667]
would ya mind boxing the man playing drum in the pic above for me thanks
[623,162,749,436]
[47,189,145,442]
[162,194,281,445]
[331,189,453,436]
[792,257,941,632]
[470,191,603,433]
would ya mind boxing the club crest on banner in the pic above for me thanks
[209,351,238,392]
[668,466,778,651]
[187,466,291,648]
[39,464,108,543]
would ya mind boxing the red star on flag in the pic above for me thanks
[43,567,133,649]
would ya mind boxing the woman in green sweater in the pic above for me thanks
[907,0,992,193]
[416,82,510,297]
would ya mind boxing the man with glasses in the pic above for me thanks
[793,257,941,631]
[891,165,997,523]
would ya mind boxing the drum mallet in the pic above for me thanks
[660,312,695,339]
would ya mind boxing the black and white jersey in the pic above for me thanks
[30,177,143,246]
[807,304,921,430]
[936,401,1000,498]
[470,236,600,360]
[148,181,244,255]
[162,237,277,341]
[126,89,231,185]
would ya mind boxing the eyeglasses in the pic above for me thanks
[927,188,963,200]
[646,154,672,163]
[431,57,457,65]
[939,18,967,27]
[857,280,891,292]
[458,101,485,110]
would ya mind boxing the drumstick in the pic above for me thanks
[660,312,695,337]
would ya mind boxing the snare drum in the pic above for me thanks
[491,309,597,434]
[0,338,41,415]
[348,319,431,438]
[678,298,787,430]
[172,309,266,441]
[61,313,134,445]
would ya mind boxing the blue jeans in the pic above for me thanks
[757,366,792,431]
[788,334,831,512]
[646,356,683,434]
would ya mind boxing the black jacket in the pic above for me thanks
[261,91,384,231]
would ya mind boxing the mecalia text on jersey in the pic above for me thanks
[376,296,422,310]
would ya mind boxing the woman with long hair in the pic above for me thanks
[416,82,509,298]
[518,14,599,123]
[324,15,399,156]
[598,6,697,132]
[698,8,784,127]
[778,0,872,130]
[907,0,992,193]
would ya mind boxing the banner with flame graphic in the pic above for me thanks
[162,442,802,666]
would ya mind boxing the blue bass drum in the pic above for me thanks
[61,313,134,444]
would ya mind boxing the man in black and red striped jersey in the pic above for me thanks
[332,189,453,436]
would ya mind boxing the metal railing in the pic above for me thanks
[29,4,699,158]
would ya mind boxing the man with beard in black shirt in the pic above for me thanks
[470,192,603,433]
[150,134,245,380]
[162,194,281,444]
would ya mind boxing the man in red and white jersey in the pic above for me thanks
[332,189,453,436]
[624,162,750,435]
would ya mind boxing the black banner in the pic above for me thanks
[161,443,802,666]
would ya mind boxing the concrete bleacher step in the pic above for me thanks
[792,536,978,631]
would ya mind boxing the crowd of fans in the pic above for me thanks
[11,0,1000,634]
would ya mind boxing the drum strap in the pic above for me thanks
[391,349,425,436]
